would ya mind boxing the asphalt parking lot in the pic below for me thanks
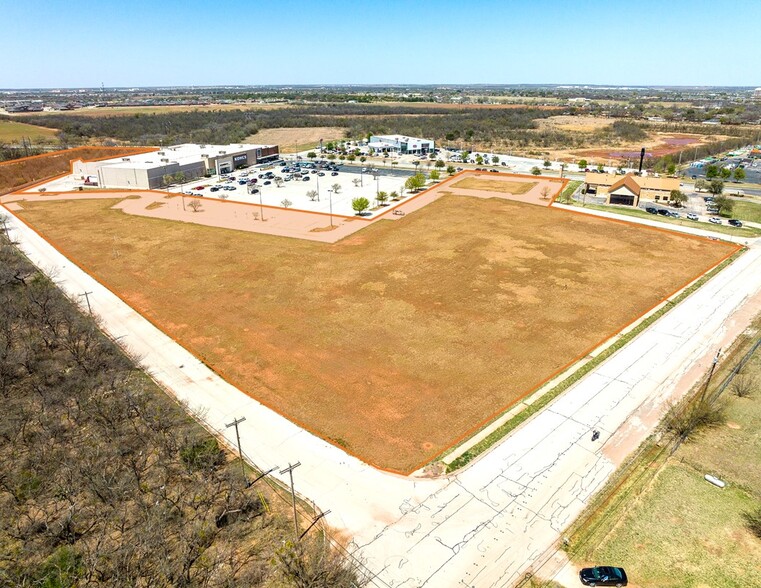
[174,160,415,218]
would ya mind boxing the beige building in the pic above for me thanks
[72,143,279,190]
[584,172,680,206]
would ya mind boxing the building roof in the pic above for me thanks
[370,134,433,145]
[585,172,679,192]
[609,175,641,196]
[95,143,276,171]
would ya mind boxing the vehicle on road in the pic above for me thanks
[709,217,722,224]
[728,219,743,227]
[686,213,699,221]
[579,565,628,586]
[194,186,205,190]
[668,211,680,218]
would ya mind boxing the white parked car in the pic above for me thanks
[708,217,722,225]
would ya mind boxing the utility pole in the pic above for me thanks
[280,462,301,538]
[81,291,93,314]
[225,416,247,483]
[299,509,331,540]
[700,348,722,403]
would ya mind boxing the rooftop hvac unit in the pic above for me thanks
[161,158,169,163]
[157,151,165,156]
[219,151,226,155]
[122,158,130,162]
[201,154,208,158]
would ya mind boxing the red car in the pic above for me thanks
[194,186,205,190]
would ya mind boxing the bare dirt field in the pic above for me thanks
[13,191,736,474]
[451,177,537,195]
[245,127,346,153]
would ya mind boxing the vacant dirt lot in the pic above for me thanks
[451,177,537,195]
[246,127,346,153]
[14,194,735,473]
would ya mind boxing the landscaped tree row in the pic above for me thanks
[0,226,364,587]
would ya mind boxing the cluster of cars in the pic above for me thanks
[644,200,744,228]
[281,160,340,182]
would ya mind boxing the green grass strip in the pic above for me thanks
[445,249,745,473]
[571,201,761,238]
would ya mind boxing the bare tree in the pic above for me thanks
[188,199,203,212]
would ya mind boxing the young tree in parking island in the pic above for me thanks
[713,194,734,216]
[720,167,732,180]
[347,154,356,162]
[543,159,551,169]
[531,167,542,176]
[695,178,708,191]
[360,156,367,164]
[307,151,316,160]
[577,159,588,171]
[280,199,292,208]
[331,183,341,194]
[163,174,174,187]
[376,191,389,206]
[435,159,445,169]
[733,167,746,181]
[352,197,370,215]
[306,190,318,201]
[669,189,688,207]
[705,164,719,179]
[596,163,605,172]
[491,155,499,164]
[429,170,440,181]
[708,178,725,196]
[446,165,456,176]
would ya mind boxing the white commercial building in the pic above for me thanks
[367,134,434,155]
[72,143,279,190]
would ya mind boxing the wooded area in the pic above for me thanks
[0,226,363,587]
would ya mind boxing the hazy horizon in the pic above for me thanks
[5,0,760,88]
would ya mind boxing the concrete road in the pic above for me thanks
[3,206,761,587]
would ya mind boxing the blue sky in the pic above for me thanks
[3,0,759,88]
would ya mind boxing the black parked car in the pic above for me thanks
[657,209,670,216]
[579,566,627,586]
[728,219,743,227]
[645,207,658,214]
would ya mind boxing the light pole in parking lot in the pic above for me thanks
[327,188,334,227]
[259,185,266,221]
[316,174,320,201]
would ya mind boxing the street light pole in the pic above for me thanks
[327,189,333,227]
[259,186,265,221]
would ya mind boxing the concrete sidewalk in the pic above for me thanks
[4,206,761,587]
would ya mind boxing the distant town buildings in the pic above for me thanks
[72,143,279,190]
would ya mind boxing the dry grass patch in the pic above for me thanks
[451,177,537,195]
[246,127,346,153]
[145,201,165,210]
[16,196,735,473]
[0,120,59,142]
